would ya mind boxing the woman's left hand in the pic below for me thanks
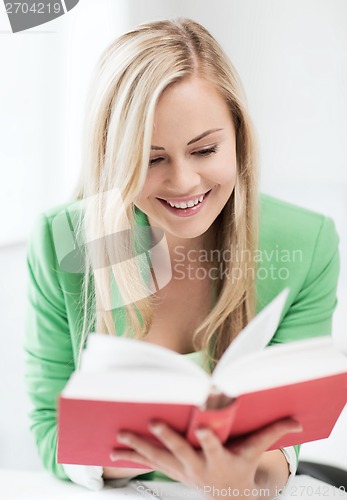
[109,418,301,499]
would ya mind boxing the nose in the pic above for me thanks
[164,159,201,195]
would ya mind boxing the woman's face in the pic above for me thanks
[134,76,237,244]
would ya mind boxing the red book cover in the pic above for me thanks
[187,373,347,449]
[57,372,347,468]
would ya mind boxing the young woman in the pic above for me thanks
[24,18,340,498]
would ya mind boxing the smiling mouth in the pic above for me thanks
[156,189,212,209]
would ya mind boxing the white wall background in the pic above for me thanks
[0,0,346,473]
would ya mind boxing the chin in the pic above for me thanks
[172,224,212,239]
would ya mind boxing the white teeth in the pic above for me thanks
[166,194,205,209]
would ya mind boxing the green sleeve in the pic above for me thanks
[270,216,340,464]
[270,216,340,344]
[24,214,75,481]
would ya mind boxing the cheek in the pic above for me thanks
[211,157,237,185]
[135,176,155,202]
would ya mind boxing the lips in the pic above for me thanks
[156,189,212,217]
[156,189,212,205]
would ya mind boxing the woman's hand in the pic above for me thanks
[102,466,154,480]
[109,418,302,499]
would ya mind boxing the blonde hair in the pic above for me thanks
[74,17,259,370]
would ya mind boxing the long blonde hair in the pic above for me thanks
[74,17,259,370]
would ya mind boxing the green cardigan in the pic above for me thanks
[24,193,340,481]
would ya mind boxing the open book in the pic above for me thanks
[57,289,347,468]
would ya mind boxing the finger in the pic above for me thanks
[149,422,203,472]
[109,449,155,469]
[116,430,180,474]
[229,418,302,462]
[195,427,224,465]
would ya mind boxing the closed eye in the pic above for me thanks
[149,157,165,166]
[149,145,219,167]
[193,145,219,157]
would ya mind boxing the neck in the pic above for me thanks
[164,224,218,281]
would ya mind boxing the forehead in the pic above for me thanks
[152,77,233,139]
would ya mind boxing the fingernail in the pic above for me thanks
[195,428,209,440]
[117,432,130,443]
[291,419,303,432]
[148,422,163,435]
[109,452,120,461]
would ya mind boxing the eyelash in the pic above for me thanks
[195,145,219,157]
[149,145,219,166]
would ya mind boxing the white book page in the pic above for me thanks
[212,288,289,382]
[213,336,347,397]
[81,334,208,381]
[62,368,210,405]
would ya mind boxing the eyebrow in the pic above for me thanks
[151,128,223,150]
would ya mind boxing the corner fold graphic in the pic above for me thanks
[4,0,80,33]
[64,0,79,10]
